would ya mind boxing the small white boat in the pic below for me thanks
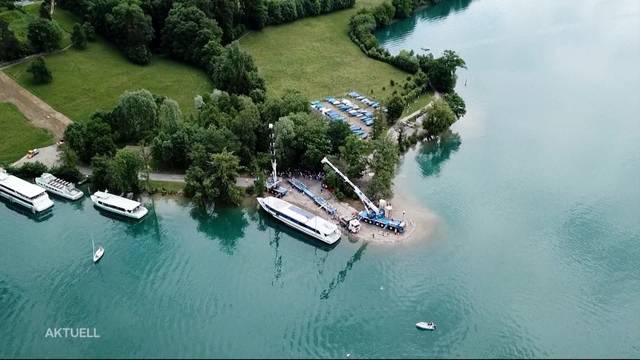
[416,322,437,331]
[91,237,104,263]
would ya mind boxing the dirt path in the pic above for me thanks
[0,71,72,139]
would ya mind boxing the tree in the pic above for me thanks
[0,20,25,61]
[0,0,16,10]
[27,57,52,84]
[71,23,87,49]
[244,0,268,30]
[82,22,96,41]
[392,0,412,18]
[151,123,193,168]
[106,0,154,64]
[50,145,83,182]
[372,109,388,140]
[111,89,158,142]
[90,155,113,192]
[158,98,182,131]
[372,2,395,27]
[327,120,352,154]
[110,148,143,193]
[211,42,266,98]
[161,4,223,68]
[64,112,118,163]
[39,1,52,19]
[419,50,466,93]
[367,135,398,200]
[386,94,405,124]
[27,18,62,53]
[340,135,370,179]
[280,88,309,115]
[184,147,242,207]
[443,91,466,118]
[423,98,457,138]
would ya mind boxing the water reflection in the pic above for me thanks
[260,212,336,251]
[416,131,462,177]
[0,198,53,222]
[376,0,475,48]
[320,242,369,299]
[190,206,249,254]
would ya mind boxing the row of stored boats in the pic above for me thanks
[0,168,148,219]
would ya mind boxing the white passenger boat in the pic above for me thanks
[35,173,84,200]
[90,190,148,219]
[257,196,341,245]
[0,168,54,213]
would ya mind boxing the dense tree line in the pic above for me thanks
[57,0,354,67]
[62,86,356,206]
[348,1,468,138]
[263,0,355,27]
[0,4,95,62]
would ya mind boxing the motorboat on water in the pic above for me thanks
[257,196,341,245]
[35,173,84,200]
[0,168,54,213]
[90,190,148,219]
[416,322,437,331]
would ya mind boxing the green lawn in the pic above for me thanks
[148,180,184,194]
[0,3,71,46]
[240,0,430,115]
[3,8,212,123]
[4,39,212,122]
[0,102,53,164]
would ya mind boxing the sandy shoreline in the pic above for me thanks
[274,176,439,245]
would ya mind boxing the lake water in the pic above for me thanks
[1,0,640,357]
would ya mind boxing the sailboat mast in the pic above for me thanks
[269,123,277,184]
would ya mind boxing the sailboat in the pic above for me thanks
[92,237,104,263]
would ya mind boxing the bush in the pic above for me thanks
[5,162,48,179]
[82,22,96,41]
[27,18,62,53]
[27,57,52,84]
[0,19,26,61]
[71,23,87,49]
[385,95,405,124]
[124,44,152,65]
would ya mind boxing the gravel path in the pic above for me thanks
[0,72,72,139]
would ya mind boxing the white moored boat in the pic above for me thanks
[35,173,84,200]
[257,196,341,245]
[90,190,148,219]
[0,168,54,213]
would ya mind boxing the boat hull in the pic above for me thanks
[35,176,84,201]
[257,198,340,245]
[0,187,53,213]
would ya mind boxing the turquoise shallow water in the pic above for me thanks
[1,0,640,357]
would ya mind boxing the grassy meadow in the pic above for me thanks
[240,0,431,114]
[0,102,53,164]
[3,8,212,123]
[0,3,72,47]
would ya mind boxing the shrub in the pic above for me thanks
[27,57,52,84]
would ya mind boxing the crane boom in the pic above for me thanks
[321,157,380,214]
